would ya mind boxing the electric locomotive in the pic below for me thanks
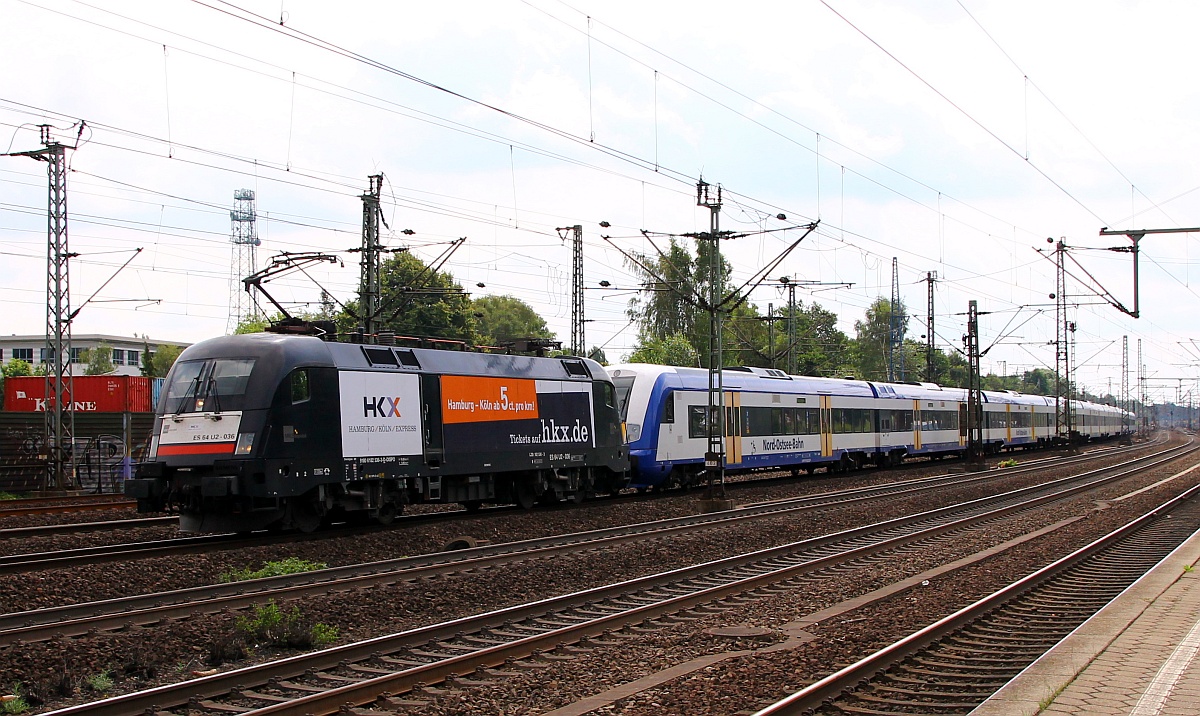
[126,333,627,533]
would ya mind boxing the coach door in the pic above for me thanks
[820,395,833,457]
[420,374,444,469]
[958,403,968,447]
[913,399,922,451]
[724,391,743,466]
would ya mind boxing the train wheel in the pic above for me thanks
[515,482,536,510]
[287,498,323,534]
[374,500,399,526]
[462,500,483,513]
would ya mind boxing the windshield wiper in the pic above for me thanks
[205,376,223,414]
[173,373,202,417]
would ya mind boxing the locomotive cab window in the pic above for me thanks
[290,369,310,404]
[164,358,256,413]
[612,376,635,420]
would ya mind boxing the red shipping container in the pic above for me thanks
[3,375,154,413]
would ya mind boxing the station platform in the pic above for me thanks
[970,527,1200,715]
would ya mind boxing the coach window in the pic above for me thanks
[290,369,310,404]
[689,405,708,439]
[662,391,675,423]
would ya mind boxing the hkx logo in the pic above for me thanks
[363,396,403,418]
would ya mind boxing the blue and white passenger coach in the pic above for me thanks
[609,364,1131,490]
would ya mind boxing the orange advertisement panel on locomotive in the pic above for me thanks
[440,375,540,423]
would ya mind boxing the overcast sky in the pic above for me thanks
[2,0,1198,404]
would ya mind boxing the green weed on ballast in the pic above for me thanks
[310,623,339,646]
[2,683,28,714]
[996,458,1018,468]
[234,600,338,650]
[1184,564,1195,574]
[0,492,22,501]
[220,557,327,583]
[84,671,113,694]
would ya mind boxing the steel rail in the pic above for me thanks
[753,478,1200,715]
[0,440,1174,643]
[0,436,1157,575]
[38,441,1195,716]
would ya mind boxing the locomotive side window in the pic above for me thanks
[662,391,674,423]
[601,381,616,408]
[290,369,310,404]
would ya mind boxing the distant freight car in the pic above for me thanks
[4,375,159,413]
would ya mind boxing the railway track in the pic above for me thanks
[35,440,1196,716]
[0,494,135,517]
[755,478,1200,715]
[0,440,1177,647]
[0,437,1149,542]
[0,437,1160,575]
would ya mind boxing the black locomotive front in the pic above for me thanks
[127,333,628,533]
[126,333,343,532]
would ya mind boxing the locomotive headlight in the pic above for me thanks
[626,423,642,441]
[234,433,255,456]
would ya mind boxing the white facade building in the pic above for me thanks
[0,334,191,377]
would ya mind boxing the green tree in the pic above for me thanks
[341,252,474,342]
[587,346,608,366]
[627,333,700,366]
[852,297,907,381]
[472,295,553,346]
[0,358,33,410]
[624,237,737,368]
[142,344,183,378]
[625,238,700,347]
[234,314,275,334]
[80,343,115,375]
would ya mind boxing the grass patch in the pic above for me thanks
[209,601,340,665]
[220,557,327,583]
[0,492,23,501]
[84,671,113,694]
[2,683,28,714]
[996,458,1018,468]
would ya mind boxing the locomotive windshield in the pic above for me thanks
[163,358,257,413]
[612,376,635,420]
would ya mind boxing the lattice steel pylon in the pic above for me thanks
[358,175,385,343]
[925,271,937,382]
[697,180,726,497]
[1053,239,1074,443]
[888,257,905,382]
[8,125,79,490]
[226,189,261,333]
[965,300,984,468]
[557,225,585,356]
[1122,335,1130,431]
[785,281,797,375]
